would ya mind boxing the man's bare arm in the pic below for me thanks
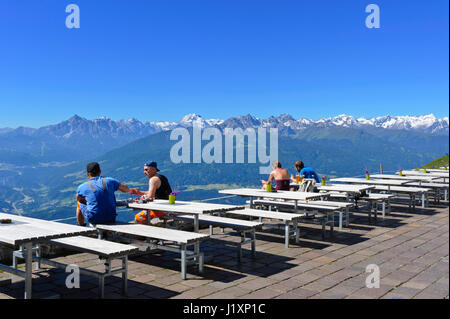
[148,176,161,200]
[118,183,139,194]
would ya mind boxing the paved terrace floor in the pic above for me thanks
[0,201,448,299]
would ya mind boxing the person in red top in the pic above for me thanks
[260,161,290,191]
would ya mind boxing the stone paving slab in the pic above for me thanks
[0,202,448,299]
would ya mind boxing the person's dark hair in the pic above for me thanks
[86,162,101,176]
[294,160,304,171]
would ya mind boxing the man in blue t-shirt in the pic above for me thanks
[291,160,321,183]
[76,162,139,226]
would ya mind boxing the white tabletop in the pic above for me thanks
[370,174,436,182]
[218,188,326,201]
[330,177,410,186]
[128,201,207,215]
[399,170,449,178]
[372,185,432,193]
[315,184,375,193]
[403,182,449,189]
[0,213,95,247]
[151,199,244,212]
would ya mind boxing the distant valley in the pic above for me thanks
[0,113,448,223]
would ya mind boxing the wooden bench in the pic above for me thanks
[404,182,449,203]
[173,214,263,261]
[360,193,395,219]
[218,208,305,248]
[300,200,354,228]
[371,186,432,210]
[250,200,337,237]
[95,223,210,279]
[44,236,138,298]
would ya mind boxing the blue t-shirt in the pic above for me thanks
[76,176,120,224]
[300,167,320,183]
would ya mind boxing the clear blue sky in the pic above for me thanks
[0,0,448,128]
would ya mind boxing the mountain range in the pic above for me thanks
[3,113,448,136]
[0,113,448,222]
[0,113,448,164]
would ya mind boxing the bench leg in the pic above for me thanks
[218,212,224,233]
[382,201,386,219]
[339,211,343,230]
[346,207,350,227]
[238,233,244,262]
[13,246,20,269]
[100,259,111,299]
[422,193,425,208]
[322,218,326,240]
[251,229,256,257]
[285,221,290,248]
[294,220,300,244]
[99,276,105,299]
[198,253,204,274]
[122,256,128,296]
[329,213,334,238]
[180,245,187,280]
[24,242,33,300]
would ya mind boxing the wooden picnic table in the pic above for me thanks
[127,200,244,256]
[0,213,96,299]
[315,184,375,194]
[399,182,449,202]
[398,170,449,181]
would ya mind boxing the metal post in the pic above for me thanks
[345,207,350,227]
[99,276,105,299]
[422,193,425,209]
[251,229,256,257]
[180,245,186,280]
[24,242,33,300]
[238,233,244,262]
[198,253,204,273]
[13,245,21,269]
[285,221,290,248]
[330,212,334,238]
[122,256,128,296]
[294,220,299,244]
[194,215,199,257]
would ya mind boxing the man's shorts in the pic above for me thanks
[77,201,116,225]
[135,210,166,224]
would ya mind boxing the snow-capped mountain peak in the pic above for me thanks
[1,113,448,140]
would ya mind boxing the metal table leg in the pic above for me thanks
[24,242,33,299]
[284,221,290,248]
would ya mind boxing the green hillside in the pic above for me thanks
[419,154,449,169]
